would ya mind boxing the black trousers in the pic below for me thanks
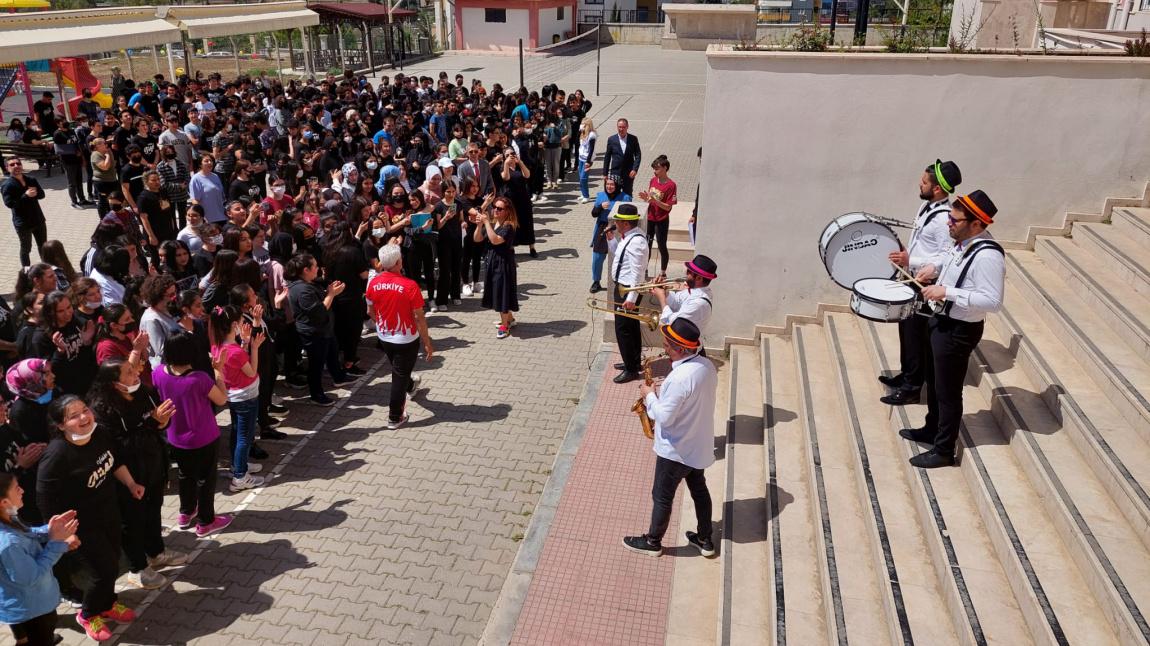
[62,157,86,204]
[462,229,483,285]
[409,238,436,303]
[10,610,57,645]
[301,333,347,400]
[646,219,670,273]
[923,316,985,457]
[379,338,420,422]
[613,285,642,373]
[93,180,119,218]
[647,455,713,543]
[72,512,121,619]
[14,219,47,268]
[170,440,219,525]
[257,336,279,425]
[331,298,364,366]
[435,238,462,305]
[897,310,930,390]
[118,481,165,572]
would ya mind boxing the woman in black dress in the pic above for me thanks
[476,196,519,339]
[499,148,536,258]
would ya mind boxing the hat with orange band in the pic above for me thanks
[660,318,702,351]
[954,190,998,226]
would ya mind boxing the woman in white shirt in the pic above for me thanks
[577,118,598,204]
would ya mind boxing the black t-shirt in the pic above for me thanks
[119,162,149,200]
[113,126,136,163]
[228,177,263,203]
[130,133,159,161]
[288,280,332,338]
[32,100,56,134]
[36,428,121,523]
[138,189,176,243]
[52,128,80,159]
[432,200,463,242]
[134,94,160,120]
[192,247,216,278]
[30,321,96,397]
[325,245,369,304]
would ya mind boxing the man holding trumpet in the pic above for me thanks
[649,254,718,354]
[880,160,962,406]
[607,203,650,384]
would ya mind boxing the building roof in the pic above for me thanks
[309,2,419,23]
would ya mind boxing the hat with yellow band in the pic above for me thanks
[611,203,641,222]
[660,318,702,350]
[954,189,998,225]
[931,159,962,194]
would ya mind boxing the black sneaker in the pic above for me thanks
[310,395,336,407]
[346,365,368,377]
[260,428,288,441]
[622,535,663,557]
[249,444,268,460]
[686,531,716,557]
[71,202,85,210]
[878,372,905,388]
[332,375,359,387]
[284,377,308,390]
[262,416,280,429]
[589,281,603,294]
[268,402,289,415]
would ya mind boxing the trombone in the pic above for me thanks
[586,297,661,331]
[620,277,687,294]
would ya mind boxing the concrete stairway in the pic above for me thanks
[713,205,1150,645]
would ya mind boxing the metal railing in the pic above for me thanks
[578,8,666,24]
[756,4,904,25]
[290,37,433,73]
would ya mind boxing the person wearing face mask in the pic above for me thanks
[262,179,295,224]
[94,304,152,385]
[118,145,149,213]
[37,395,146,643]
[0,471,79,646]
[87,359,184,592]
[177,205,207,254]
[191,223,223,278]
[156,145,190,231]
[188,154,227,225]
[135,275,179,371]
[4,361,56,526]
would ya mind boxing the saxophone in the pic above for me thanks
[632,356,655,440]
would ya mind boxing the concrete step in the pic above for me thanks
[1035,236,1150,363]
[791,325,891,644]
[1075,222,1150,299]
[1006,251,1150,434]
[821,313,964,645]
[1112,207,1150,247]
[971,320,1147,644]
[760,334,831,645]
[669,200,694,244]
[716,345,771,646]
[987,282,1150,549]
[860,318,1037,645]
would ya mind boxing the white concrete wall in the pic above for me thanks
[461,7,531,50]
[539,6,571,44]
[700,48,1150,342]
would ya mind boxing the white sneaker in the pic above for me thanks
[452,299,462,305]
[406,373,422,398]
[437,304,448,312]
[230,473,265,492]
[536,195,548,203]
[530,194,539,203]
[126,567,167,590]
[245,462,263,474]
[462,283,474,297]
[476,282,484,293]
[493,319,518,328]
[148,550,189,569]
[387,413,409,430]
[429,305,439,313]
[577,196,588,204]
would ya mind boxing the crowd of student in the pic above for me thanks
[0,68,600,644]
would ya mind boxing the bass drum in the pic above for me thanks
[818,212,901,289]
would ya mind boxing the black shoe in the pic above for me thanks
[310,395,336,407]
[880,388,921,406]
[262,416,280,429]
[878,373,905,388]
[346,365,368,377]
[686,531,716,557]
[622,534,662,557]
[261,428,288,441]
[898,427,934,444]
[613,371,642,384]
[249,444,269,460]
[529,248,539,258]
[284,377,308,390]
[53,634,63,645]
[589,281,603,294]
[909,449,955,469]
[614,362,626,370]
[268,402,289,415]
[332,375,358,387]
[71,202,85,210]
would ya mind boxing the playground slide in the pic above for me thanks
[51,57,113,116]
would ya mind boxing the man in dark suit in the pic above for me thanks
[457,143,494,196]
[602,118,641,195]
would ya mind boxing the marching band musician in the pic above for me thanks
[650,254,717,355]
[899,190,1005,469]
[880,160,962,406]
[606,204,650,384]
[623,318,717,558]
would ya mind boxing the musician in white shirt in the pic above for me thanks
[606,204,650,383]
[623,318,717,558]
[899,190,1005,469]
[881,160,962,406]
[651,254,717,354]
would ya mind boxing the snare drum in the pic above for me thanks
[850,278,917,322]
[819,212,901,289]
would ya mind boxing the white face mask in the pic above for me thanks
[343,136,353,144]
[272,186,286,197]
[366,162,378,170]
[209,235,224,246]
[69,420,95,442]
[86,300,103,310]
[296,170,304,178]
[372,227,385,238]
[120,381,141,394]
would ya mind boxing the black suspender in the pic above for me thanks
[942,240,1004,316]
[614,233,639,284]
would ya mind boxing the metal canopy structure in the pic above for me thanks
[164,2,319,40]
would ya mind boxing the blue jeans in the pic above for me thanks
[228,398,259,479]
[591,251,607,283]
[578,160,591,198]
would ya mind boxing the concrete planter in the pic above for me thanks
[698,46,1150,341]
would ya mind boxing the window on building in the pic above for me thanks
[485,8,506,22]
[557,6,565,19]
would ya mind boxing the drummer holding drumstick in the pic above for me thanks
[879,160,963,407]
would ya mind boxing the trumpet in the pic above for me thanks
[586,297,661,331]
[621,277,687,293]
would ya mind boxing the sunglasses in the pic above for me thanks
[947,215,971,225]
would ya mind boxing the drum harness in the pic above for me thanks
[937,239,1004,318]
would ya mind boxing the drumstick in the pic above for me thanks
[890,261,926,289]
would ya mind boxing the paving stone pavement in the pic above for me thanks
[0,45,707,646]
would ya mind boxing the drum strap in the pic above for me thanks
[909,204,951,250]
[942,240,1004,316]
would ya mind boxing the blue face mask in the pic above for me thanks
[34,391,53,405]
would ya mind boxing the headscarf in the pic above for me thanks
[5,359,50,401]
[341,162,359,180]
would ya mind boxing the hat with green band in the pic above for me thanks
[932,159,962,194]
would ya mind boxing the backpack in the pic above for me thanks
[546,125,562,146]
